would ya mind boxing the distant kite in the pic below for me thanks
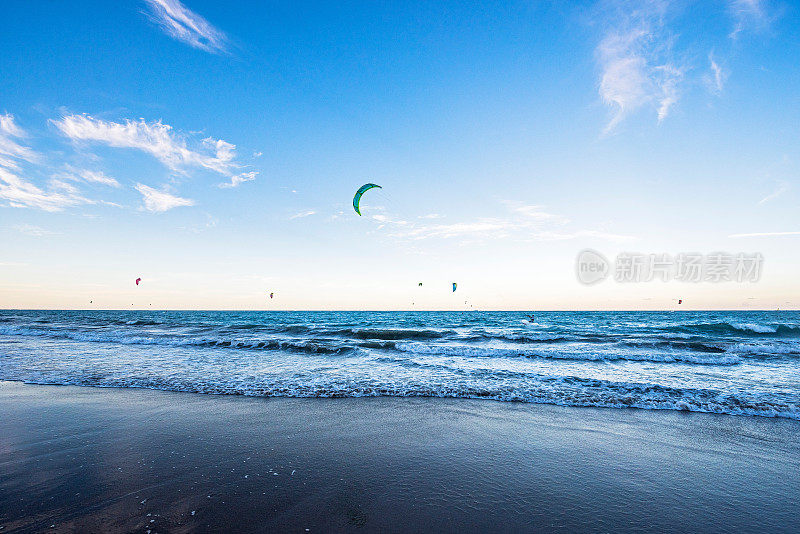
[353,183,381,216]
[135,278,142,286]
[452,282,457,292]
[270,292,274,299]
[418,282,423,287]
[678,299,682,304]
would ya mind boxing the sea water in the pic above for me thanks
[1,310,799,418]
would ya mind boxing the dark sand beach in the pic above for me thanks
[1,380,798,533]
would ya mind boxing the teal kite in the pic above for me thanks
[353,183,381,216]
[452,282,457,292]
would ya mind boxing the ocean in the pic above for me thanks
[1,310,798,419]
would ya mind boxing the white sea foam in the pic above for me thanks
[395,341,743,365]
[730,323,777,333]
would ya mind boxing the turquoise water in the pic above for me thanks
[1,310,799,418]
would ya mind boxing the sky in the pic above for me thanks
[1,0,799,310]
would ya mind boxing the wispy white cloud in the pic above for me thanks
[57,165,121,188]
[49,178,82,195]
[595,0,773,131]
[12,223,57,237]
[0,114,94,211]
[370,202,634,244]
[0,114,26,138]
[400,219,518,240]
[135,183,194,212]
[290,209,316,220]
[3,113,257,213]
[596,1,684,133]
[729,231,800,238]
[655,64,681,122]
[598,38,650,132]
[704,53,727,94]
[418,213,444,219]
[728,0,770,39]
[758,180,789,204]
[52,114,247,179]
[219,171,258,188]
[0,113,38,170]
[0,167,92,211]
[505,202,568,223]
[534,229,636,241]
[76,169,120,187]
[142,0,229,54]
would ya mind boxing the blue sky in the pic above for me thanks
[1,0,798,309]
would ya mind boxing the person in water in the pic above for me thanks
[528,313,535,322]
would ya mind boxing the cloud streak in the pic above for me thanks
[142,0,229,54]
[290,210,316,220]
[0,168,92,211]
[53,114,246,177]
[704,53,727,94]
[370,202,634,244]
[12,224,57,237]
[219,171,257,189]
[0,114,38,170]
[758,180,789,205]
[729,231,800,238]
[77,169,120,187]
[135,183,194,212]
[58,166,120,188]
[0,115,92,211]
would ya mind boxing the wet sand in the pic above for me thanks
[1,381,798,533]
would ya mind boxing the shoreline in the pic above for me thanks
[1,381,799,533]
[1,377,796,421]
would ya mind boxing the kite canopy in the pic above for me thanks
[353,183,381,215]
[418,282,423,286]
[270,292,274,299]
[452,282,457,292]
[135,278,142,286]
